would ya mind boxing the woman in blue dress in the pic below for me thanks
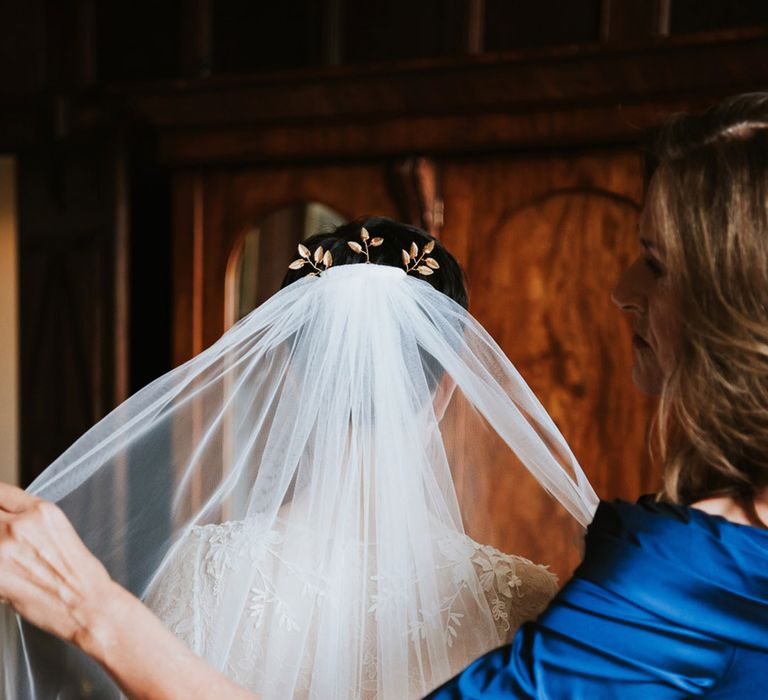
[427,92,768,698]
[0,93,767,699]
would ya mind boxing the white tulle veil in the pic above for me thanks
[1,260,597,699]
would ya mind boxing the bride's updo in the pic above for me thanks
[646,93,768,516]
[281,217,469,309]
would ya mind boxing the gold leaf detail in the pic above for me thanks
[298,243,310,259]
[425,257,440,269]
[360,227,370,241]
[370,237,384,247]
[417,266,434,275]
[401,250,411,265]
[323,250,333,267]
[348,241,363,254]
[423,240,435,254]
[410,242,419,259]
[314,246,324,263]
[288,259,306,270]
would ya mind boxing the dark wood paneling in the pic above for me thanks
[173,163,398,364]
[95,0,182,82]
[671,0,768,35]
[485,0,601,51]
[117,31,768,164]
[152,98,719,164]
[18,133,128,486]
[442,150,657,577]
[388,157,444,236]
[344,0,465,64]
[212,0,325,73]
[128,133,173,393]
[126,32,768,127]
[0,0,46,98]
[601,0,670,41]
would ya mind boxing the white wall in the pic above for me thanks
[0,157,19,486]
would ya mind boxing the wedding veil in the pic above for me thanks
[1,257,597,699]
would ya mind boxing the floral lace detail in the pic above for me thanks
[146,521,558,697]
[428,532,557,644]
[469,539,558,639]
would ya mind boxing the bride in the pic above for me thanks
[2,217,596,699]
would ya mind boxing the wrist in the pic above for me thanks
[74,579,134,665]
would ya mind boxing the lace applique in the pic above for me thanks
[471,540,558,638]
[439,532,558,640]
[249,580,300,632]
[147,521,558,695]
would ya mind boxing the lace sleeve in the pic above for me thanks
[144,529,207,653]
[471,543,558,644]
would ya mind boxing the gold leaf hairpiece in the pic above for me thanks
[290,227,440,279]
[403,238,440,277]
[289,243,333,276]
[346,226,383,263]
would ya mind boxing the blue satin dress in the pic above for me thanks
[427,497,768,698]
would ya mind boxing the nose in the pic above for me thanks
[611,258,645,314]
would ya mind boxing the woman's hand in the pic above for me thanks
[0,483,259,700]
[0,482,113,647]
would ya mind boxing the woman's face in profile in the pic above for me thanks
[612,177,682,395]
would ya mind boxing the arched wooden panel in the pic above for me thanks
[173,163,398,365]
[442,151,658,577]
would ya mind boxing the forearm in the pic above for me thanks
[0,487,258,700]
[79,581,258,700]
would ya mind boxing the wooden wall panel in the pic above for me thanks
[18,134,128,487]
[173,163,398,364]
[442,150,658,577]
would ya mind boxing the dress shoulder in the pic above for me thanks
[145,518,274,655]
[466,538,558,643]
[436,530,558,644]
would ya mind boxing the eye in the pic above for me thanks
[643,256,664,279]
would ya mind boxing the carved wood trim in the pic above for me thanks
[464,0,485,55]
[113,134,130,404]
[119,33,765,111]
[388,157,444,237]
[112,30,768,163]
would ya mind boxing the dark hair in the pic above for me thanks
[281,217,468,309]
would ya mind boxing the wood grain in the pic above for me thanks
[173,163,398,363]
[114,31,768,164]
[442,150,658,577]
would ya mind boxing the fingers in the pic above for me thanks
[0,567,79,642]
[0,492,106,645]
[0,482,37,514]
[0,502,82,587]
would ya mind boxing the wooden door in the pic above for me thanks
[442,150,658,576]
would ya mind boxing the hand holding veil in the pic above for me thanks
[2,249,597,699]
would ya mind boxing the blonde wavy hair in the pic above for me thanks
[646,93,768,523]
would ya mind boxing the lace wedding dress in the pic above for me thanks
[4,259,596,699]
[147,514,558,698]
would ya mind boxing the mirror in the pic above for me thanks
[228,202,346,324]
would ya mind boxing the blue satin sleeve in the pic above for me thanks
[426,498,768,699]
[427,578,733,699]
